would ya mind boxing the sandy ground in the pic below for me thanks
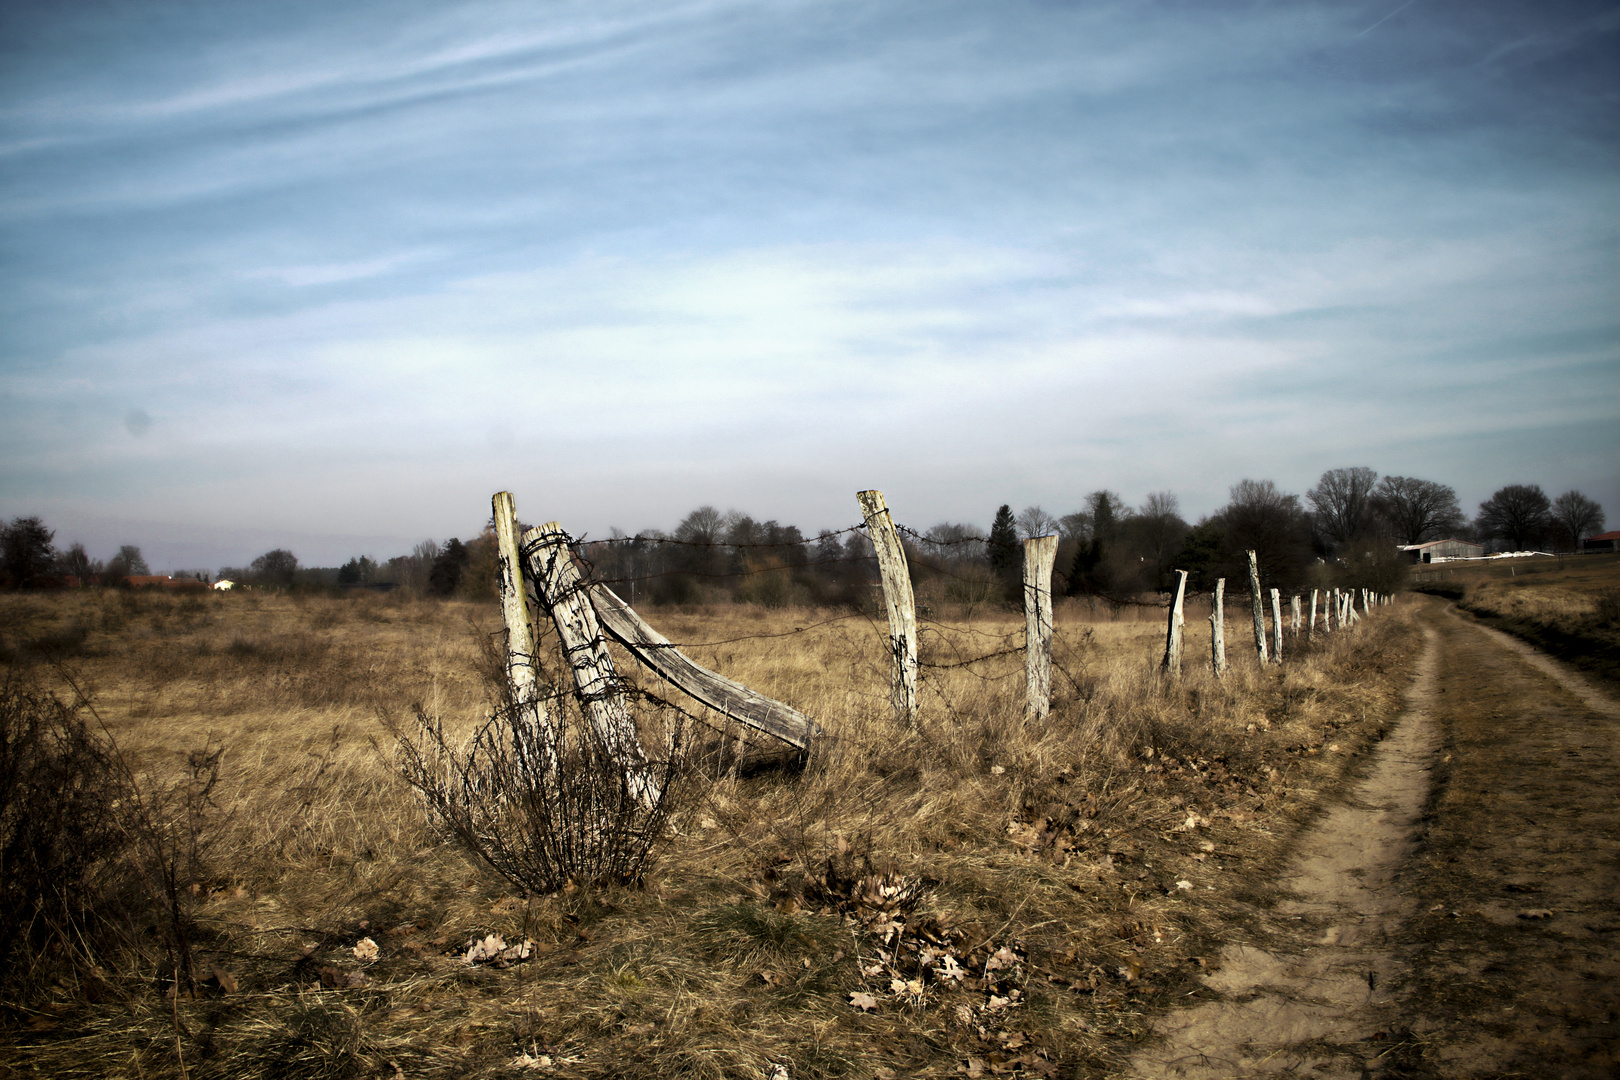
[1123,597,1619,1079]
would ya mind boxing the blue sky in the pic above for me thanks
[2,0,1616,571]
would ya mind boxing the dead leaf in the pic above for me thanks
[352,937,380,962]
[759,970,786,988]
[318,965,367,989]
[848,991,879,1012]
[1518,908,1555,920]
[960,1057,987,1077]
[625,1022,655,1036]
[207,964,238,994]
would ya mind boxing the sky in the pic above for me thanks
[2,0,1616,572]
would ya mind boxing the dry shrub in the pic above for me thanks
[393,687,685,896]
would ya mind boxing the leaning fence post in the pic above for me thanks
[1247,550,1269,664]
[857,490,919,725]
[1161,569,1189,681]
[1211,578,1227,676]
[1024,534,1059,718]
[522,522,657,806]
[1270,588,1284,663]
[492,492,549,734]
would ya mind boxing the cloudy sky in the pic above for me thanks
[2,0,1615,571]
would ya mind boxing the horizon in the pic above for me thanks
[3,0,1616,573]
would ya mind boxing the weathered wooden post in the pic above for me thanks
[1308,589,1318,641]
[492,492,550,734]
[1247,550,1269,664]
[1270,588,1284,663]
[1161,569,1189,681]
[857,490,919,725]
[1024,534,1059,718]
[523,522,657,806]
[1290,595,1301,635]
[1210,578,1227,676]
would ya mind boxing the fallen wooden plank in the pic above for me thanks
[588,583,824,752]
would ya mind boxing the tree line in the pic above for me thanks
[0,475,1605,600]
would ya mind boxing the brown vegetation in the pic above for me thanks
[0,587,1421,1078]
[1412,553,1620,683]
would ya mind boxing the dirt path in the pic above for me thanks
[1124,599,1620,1079]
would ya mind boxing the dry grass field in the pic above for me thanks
[0,587,1422,1079]
[1411,552,1620,682]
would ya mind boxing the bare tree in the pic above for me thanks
[1373,476,1464,544]
[116,545,150,576]
[1218,479,1312,589]
[250,548,299,587]
[1475,484,1552,550]
[1307,467,1380,545]
[1133,491,1188,588]
[1016,505,1059,540]
[1551,490,1605,550]
[0,517,56,589]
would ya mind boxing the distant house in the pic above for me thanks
[1399,538,1484,564]
[214,579,236,591]
[1582,531,1620,554]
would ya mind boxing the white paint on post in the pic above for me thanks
[1247,550,1269,664]
[857,490,919,725]
[522,522,658,806]
[1270,588,1284,663]
[1211,578,1228,676]
[1024,534,1060,718]
[1161,569,1189,681]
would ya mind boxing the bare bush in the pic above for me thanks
[393,689,684,895]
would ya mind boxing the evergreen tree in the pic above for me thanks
[988,505,1019,574]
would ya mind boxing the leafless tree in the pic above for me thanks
[1372,476,1465,545]
[1307,467,1380,545]
[1016,505,1059,540]
[1218,479,1313,588]
[1475,484,1552,550]
[1551,490,1605,550]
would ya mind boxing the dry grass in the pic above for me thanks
[0,586,1422,1079]
[1411,553,1620,682]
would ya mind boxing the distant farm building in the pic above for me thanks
[127,574,209,590]
[1399,538,1484,564]
[1582,531,1620,554]
[214,579,236,590]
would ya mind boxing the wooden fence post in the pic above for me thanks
[522,522,657,806]
[1270,588,1284,663]
[1024,534,1059,718]
[857,490,919,725]
[492,492,550,734]
[1290,594,1301,635]
[1161,569,1188,681]
[1211,578,1227,676]
[1308,589,1318,641]
[1247,550,1269,664]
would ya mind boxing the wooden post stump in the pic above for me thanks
[1211,578,1227,676]
[1161,569,1188,681]
[1247,550,1268,664]
[1024,534,1059,718]
[1270,588,1284,663]
[857,490,919,725]
[492,491,550,735]
[522,522,657,806]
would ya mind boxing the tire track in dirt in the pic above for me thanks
[1124,599,1620,1078]
[1125,623,1444,1079]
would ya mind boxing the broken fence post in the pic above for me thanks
[856,490,919,725]
[1211,578,1227,676]
[492,491,550,735]
[1161,569,1188,681]
[1270,588,1284,664]
[1023,535,1059,718]
[522,522,658,807]
[1247,550,1269,664]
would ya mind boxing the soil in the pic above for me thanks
[1123,596,1620,1078]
